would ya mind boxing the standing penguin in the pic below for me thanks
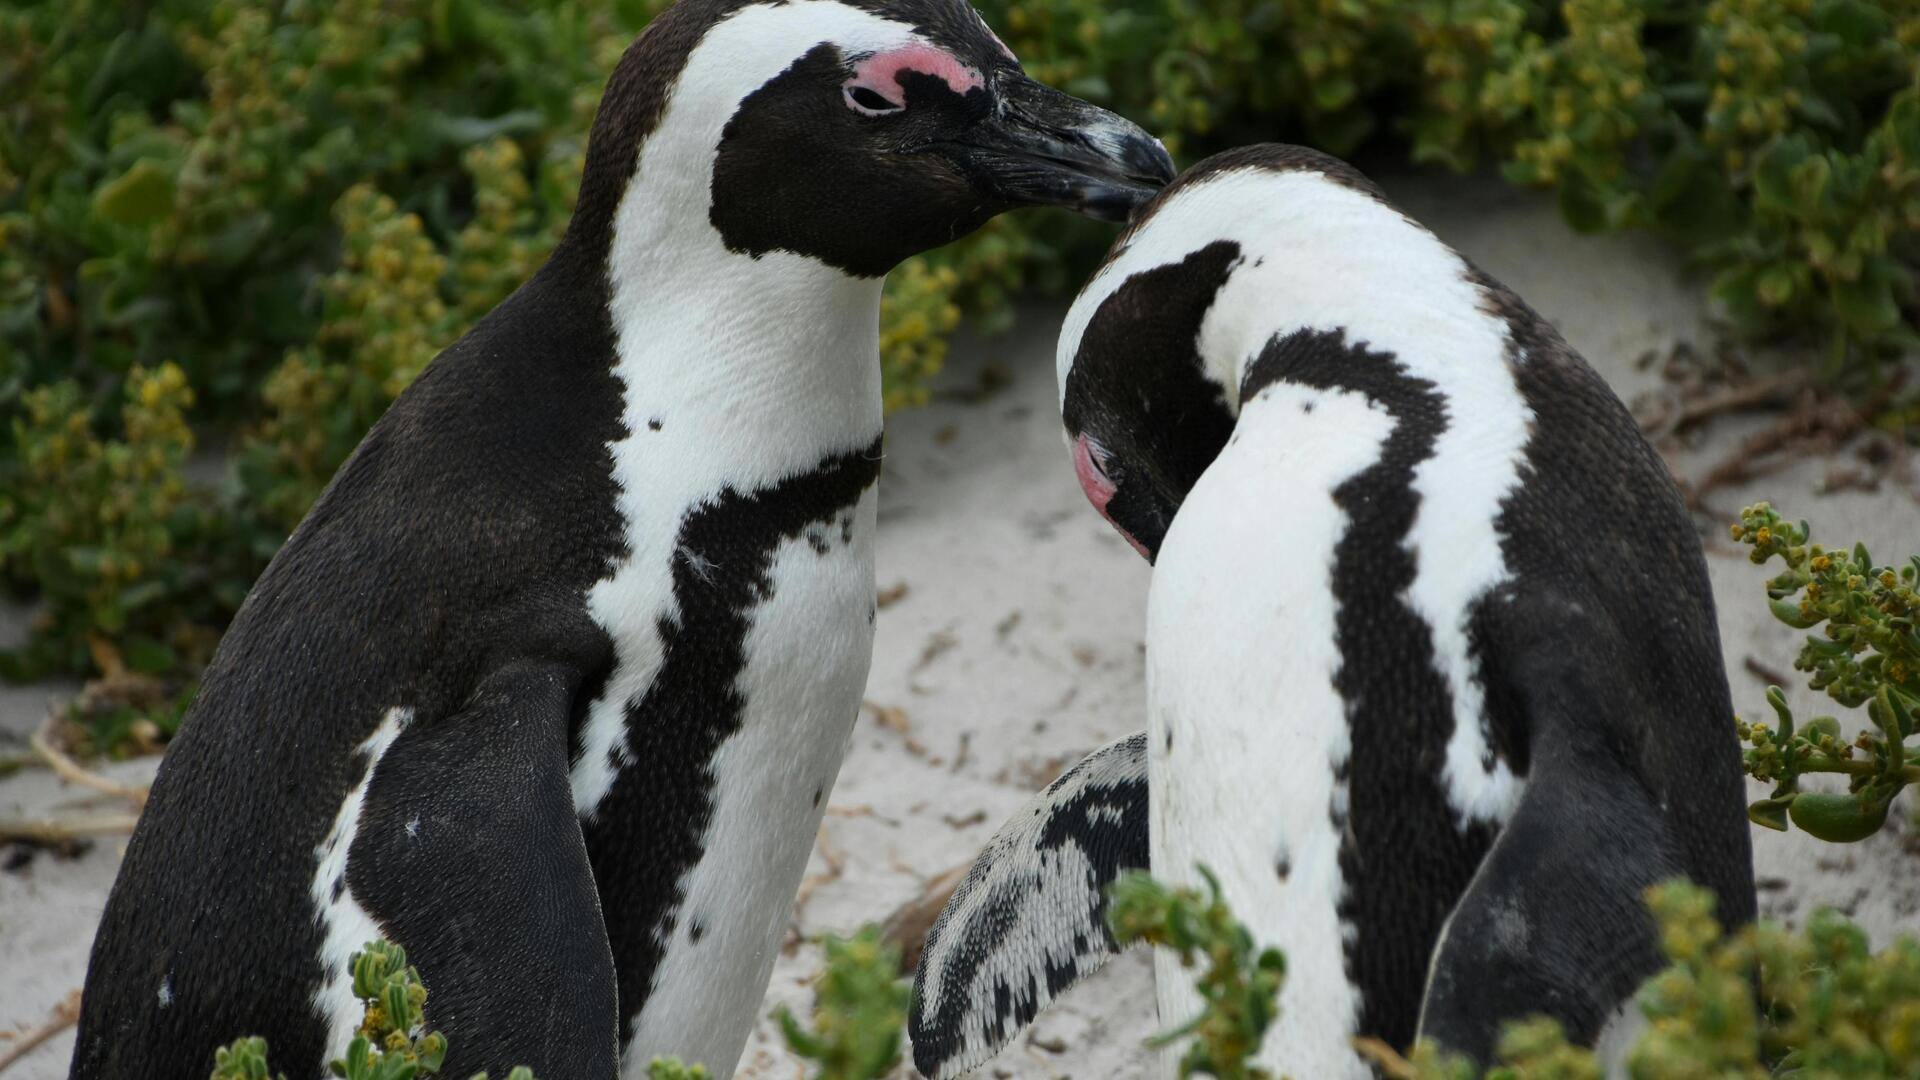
[912,144,1755,1077]
[70,5,1172,1078]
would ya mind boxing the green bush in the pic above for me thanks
[1108,867,1287,1080]
[3,0,1915,699]
[212,939,536,1080]
[774,928,913,1080]
[1732,502,1919,841]
[223,932,905,1080]
[216,883,1920,1079]
[2,0,632,692]
[1109,869,1920,1079]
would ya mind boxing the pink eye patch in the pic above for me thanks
[843,43,983,113]
[1071,435,1150,559]
[1071,434,1118,515]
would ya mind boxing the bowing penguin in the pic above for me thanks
[912,144,1754,1077]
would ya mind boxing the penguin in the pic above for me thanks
[911,144,1755,1077]
[69,4,1173,1078]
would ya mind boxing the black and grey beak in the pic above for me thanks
[941,75,1175,222]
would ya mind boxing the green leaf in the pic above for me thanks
[1766,685,1796,738]
[1790,93,1843,131]
[1748,797,1791,831]
[1788,790,1891,842]
[427,110,545,148]
[1813,0,1893,46]
[342,1038,370,1077]
[65,546,108,574]
[1751,138,1811,215]
[123,635,176,675]
[1557,175,1609,233]
[1873,684,1913,741]
[1771,598,1821,629]
[1757,266,1799,306]
[1833,268,1901,335]
[92,159,175,227]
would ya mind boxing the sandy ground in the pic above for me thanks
[3,173,1918,1079]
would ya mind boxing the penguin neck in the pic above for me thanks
[595,165,887,484]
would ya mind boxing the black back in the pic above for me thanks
[71,251,629,1075]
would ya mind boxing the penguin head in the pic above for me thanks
[568,0,1176,279]
[1055,145,1392,561]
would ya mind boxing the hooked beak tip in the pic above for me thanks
[943,77,1174,222]
[1053,111,1175,221]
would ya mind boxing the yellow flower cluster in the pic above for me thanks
[1701,0,1814,173]
[1485,0,1655,197]
[9,365,194,652]
[251,186,453,530]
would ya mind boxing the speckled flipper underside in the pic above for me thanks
[910,733,1149,1078]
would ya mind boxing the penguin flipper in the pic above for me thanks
[910,732,1149,1079]
[1417,609,1684,1065]
[351,661,619,1078]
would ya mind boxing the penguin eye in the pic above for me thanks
[1086,443,1112,479]
[844,85,904,116]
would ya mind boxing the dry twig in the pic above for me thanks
[879,863,968,973]
[31,714,148,809]
[791,824,847,926]
[0,813,140,845]
[1745,656,1793,687]
[1351,1036,1419,1080]
[0,989,82,1075]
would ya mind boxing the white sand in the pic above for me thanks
[3,174,1916,1080]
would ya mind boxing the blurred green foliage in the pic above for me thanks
[1404,881,1920,1077]
[643,1057,711,1080]
[211,1037,286,1080]
[1110,870,1920,1079]
[1108,866,1287,1080]
[1,0,635,701]
[1733,502,1920,842]
[211,928,905,1080]
[2,0,1915,706]
[647,925,908,1080]
[208,882,1920,1078]
[774,927,912,1080]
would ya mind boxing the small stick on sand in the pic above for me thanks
[1745,656,1794,687]
[0,813,142,845]
[30,714,149,809]
[791,824,847,924]
[1351,1036,1419,1080]
[0,989,83,1074]
[879,863,968,973]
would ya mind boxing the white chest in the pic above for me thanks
[565,58,893,1069]
[619,484,879,1078]
[1145,385,1394,1079]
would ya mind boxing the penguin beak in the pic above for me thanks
[937,76,1175,222]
